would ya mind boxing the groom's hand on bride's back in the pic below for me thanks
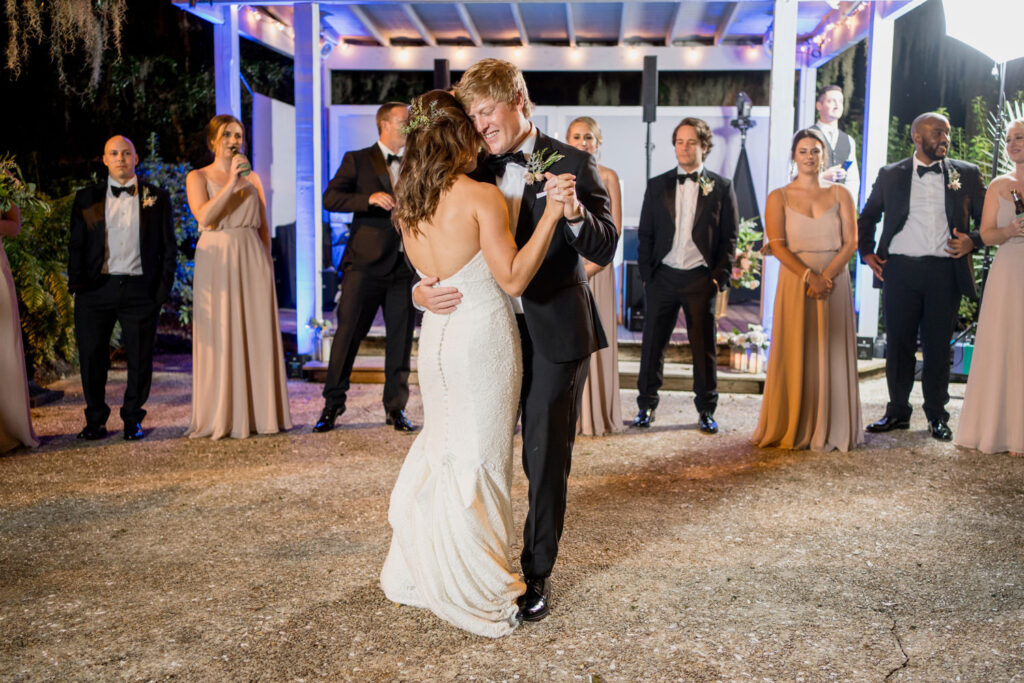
[413,277,462,315]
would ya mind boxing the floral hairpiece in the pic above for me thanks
[401,100,443,135]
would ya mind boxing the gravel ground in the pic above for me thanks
[1,363,1022,682]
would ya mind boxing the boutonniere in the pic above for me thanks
[946,164,961,191]
[524,148,564,185]
[141,185,157,208]
[698,175,715,197]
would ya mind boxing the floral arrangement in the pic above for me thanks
[946,164,961,191]
[730,217,762,289]
[307,317,333,335]
[727,323,768,349]
[726,324,768,373]
[698,175,715,197]
[525,148,564,184]
[0,154,49,217]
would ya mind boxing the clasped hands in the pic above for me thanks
[541,171,580,220]
[805,269,833,299]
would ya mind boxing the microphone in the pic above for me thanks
[230,146,251,177]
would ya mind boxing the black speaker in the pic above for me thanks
[641,55,658,123]
[433,59,451,90]
[622,261,645,332]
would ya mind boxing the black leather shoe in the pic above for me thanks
[77,425,108,440]
[386,410,417,432]
[929,419,953,441]
[313,405,344,433]
[123,422,144,440]
[698,412,718,434]
[516,577,551,622]
[865,415,910,433]
[631,408,655,428]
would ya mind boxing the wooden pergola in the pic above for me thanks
[172,0,927,354]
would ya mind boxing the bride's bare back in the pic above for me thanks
[403,174,563,298]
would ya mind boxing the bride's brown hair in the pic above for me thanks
[394,90,482,237]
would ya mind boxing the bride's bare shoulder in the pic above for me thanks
[450,174,503,203]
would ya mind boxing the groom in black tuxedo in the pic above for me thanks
[315,102,417,433]
[633,117,739,434]
[68,135,176,440]
[416,59,618,621]
[858,112,985,441]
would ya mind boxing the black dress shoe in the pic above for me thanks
[123,422,144,440]
[313,405,344,433]
[865,415,910,433]
[929,419,953,441]
[698,412,718,434]
[76,425,108,440]
[631,408,655,428]
[386,410,417,432]
[516,577,551,622]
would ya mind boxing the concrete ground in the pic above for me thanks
[1,360,1022,682]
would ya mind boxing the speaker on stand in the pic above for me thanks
[641,55,658,181]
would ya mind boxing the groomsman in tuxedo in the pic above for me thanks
[315,102,417,433]
[416,59,618,621]
[858,112,985,441]
[632,118,739,434]
[68,135,176,440]
[813,84,861,204]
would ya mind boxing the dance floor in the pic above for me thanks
[1,363,1022,680]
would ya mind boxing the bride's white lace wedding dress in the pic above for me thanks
[380,250,526,637]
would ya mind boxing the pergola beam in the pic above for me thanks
[620,2,631,46]
[510,3,530,46]
[349,4,388,46]
[713,1,741,45]
[565,3,575,48]
[455,3,482,47]
[666,2,685,45]
[401,4,437,46]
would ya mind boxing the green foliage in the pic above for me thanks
[5,191,78,376]
[138,133,197,326]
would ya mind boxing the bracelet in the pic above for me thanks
[802,268,812,283]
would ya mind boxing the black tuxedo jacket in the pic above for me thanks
[67,180,177,304]
[323,144,408,277]
[857,157,985,298]
[637,167,739,291]
[469,132,619,363]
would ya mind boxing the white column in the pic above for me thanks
[855,3,895,339]
[294,3,323,355]
[213,4,241,118]
[797,64,818,130]
[761,0,798,335]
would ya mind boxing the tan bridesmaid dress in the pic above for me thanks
[578,264,622,435]
[753,188,863,452]
[186,177,292,439]
[0,236,38,452]
[955,195,1024,454]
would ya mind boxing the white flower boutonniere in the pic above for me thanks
[141,186,157,209]
[698,175,715,197]
[524,148,564,185]
[946,165,961,191]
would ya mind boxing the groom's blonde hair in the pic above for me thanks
[455,59,534,119]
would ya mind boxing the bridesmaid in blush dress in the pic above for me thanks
[753,129,862,452]
[184,115,291,439]
[955,118,1024,457]
[0,205,38,452]
[566,117,623,435]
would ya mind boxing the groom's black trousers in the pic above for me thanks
[517,315,590,581]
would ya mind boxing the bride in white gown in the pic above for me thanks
[379,90,570,637]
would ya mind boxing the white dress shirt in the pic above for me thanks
[662,165,709,271]
[377,141,403,251]
[104,176,143,276]
[888,156,950,258]
[495,128,539,314]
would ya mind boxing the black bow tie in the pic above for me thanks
[486,151,528,176]
[678,172,699,184]
[386,154,401,165]
[917,164,942,178]
[111,184,136,197]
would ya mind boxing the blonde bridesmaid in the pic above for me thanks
[566,116,623,435]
